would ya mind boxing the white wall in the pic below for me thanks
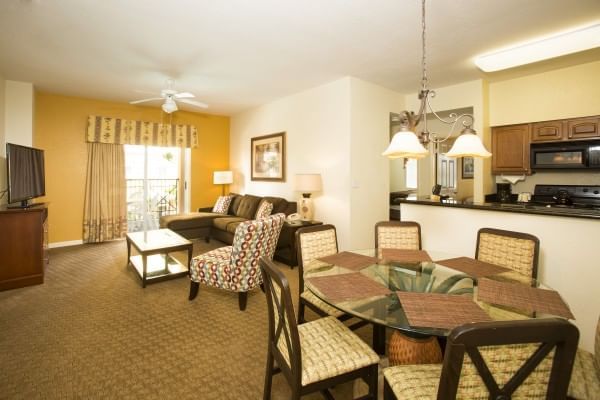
[349,77,403,248]
[402,203,599,353]
[4,80,34,147]
[0,75,5,205]
[230,78,353,248]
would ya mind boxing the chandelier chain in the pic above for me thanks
[421,0,428,91]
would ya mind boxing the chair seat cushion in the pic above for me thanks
[300,290,344,318]
[293,317,379,386]
[383,364,441,399]
[568,348,600,400]
[190,246,236,289]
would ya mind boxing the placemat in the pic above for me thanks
[317,251,378,271]
[397,292,492,330]
[381,249,432,263]
[477,278,575,319]
[306,272,391,302]
[435,257,510,278]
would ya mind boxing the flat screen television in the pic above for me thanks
[6,143,46,208]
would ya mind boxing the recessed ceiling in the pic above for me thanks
[0,0,599,115]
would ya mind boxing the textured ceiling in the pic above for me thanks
[0,0,599,115]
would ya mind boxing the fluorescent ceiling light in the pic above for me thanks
[475,23,600,72]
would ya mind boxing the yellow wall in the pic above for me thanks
[489,60,600,126]
[34,92,229,244]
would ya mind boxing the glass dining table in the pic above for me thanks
[303,249,571,356]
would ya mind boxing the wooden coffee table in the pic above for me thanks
[126,229,193,288]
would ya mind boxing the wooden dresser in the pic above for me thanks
[0,204,48,290]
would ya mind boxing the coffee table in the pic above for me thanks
[126,229,193,288]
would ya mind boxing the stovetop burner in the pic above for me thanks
[532,184,600,208]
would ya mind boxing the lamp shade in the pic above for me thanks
[213,170,233,185]
[382,131,429,159]
[445,130,492,158]
[294,174,322,193]
[162,98,178,114]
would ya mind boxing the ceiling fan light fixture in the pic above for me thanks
[162,98,178,114]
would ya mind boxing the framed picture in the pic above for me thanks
[462,157,474,179]
[251,132,286,181]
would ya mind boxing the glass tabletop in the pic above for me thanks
[304,249,560,337]
[126,229,191,252]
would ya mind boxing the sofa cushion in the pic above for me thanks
[160,212,221,230]
[234,195,262,219]
[255,200,273,219]
[212,216,247,232]
[227,221,243,234]
[263,196,286,214]
[212,195,233,214]
[228,193,242,215]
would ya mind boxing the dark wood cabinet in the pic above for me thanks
[567,116,600,140]
[492,124,531,174]
[0,205,48,291]
[531,120,565,142]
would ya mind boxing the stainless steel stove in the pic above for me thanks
[531,184,600,209]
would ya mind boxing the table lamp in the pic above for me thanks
[294,173,322,221]
[213,171,233,196]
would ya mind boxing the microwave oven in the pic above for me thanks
[531,141,600,170]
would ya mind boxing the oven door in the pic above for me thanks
[531,144,587,170]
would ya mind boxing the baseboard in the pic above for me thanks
[48,240,84,249]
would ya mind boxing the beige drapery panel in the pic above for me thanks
[83,142,127,243]
[86,115,198,148]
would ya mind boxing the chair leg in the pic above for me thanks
[189,281,200,300]
[367,363,378,399]
[204,236,210,243]
[238,292,248,311]
[263,349,274,400]
[260,283,265,293]
[373,324,386,355]
[298,300,306,324]
[383,378,395,400]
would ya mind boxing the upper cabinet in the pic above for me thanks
[530,115,600,143]
[492,124,531,175]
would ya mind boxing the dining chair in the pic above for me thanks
[383,318,579,400]
[475,227,540,279]
[375,221,422,250]
[568,314,600,399]
[295,224,348,324]
[188,213,285,310]
[259,257,380,400]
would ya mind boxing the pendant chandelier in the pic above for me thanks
[383,0,491,160]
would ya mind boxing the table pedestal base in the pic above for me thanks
[389,331,442,366]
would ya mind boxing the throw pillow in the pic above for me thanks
[212,195,233,214]
[255,201,273,219]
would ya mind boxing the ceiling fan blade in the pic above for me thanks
[129,97,163,105]
[175,92,195,99]
[178,99,208,108]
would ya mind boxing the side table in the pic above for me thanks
[274,220,323,268]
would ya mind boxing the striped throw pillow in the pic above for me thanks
[212,195,233,214]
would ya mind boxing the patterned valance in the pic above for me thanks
[86,115,198,148]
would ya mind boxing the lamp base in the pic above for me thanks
[299,194,313,221]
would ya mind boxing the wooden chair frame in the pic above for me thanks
[475,227,540,279]
[384,318,579,400]
[260,258,378,400]
[374,221,422,250]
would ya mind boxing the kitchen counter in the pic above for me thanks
[393,196,600,220]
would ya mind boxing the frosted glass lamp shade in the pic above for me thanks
[382,131,428,159]
[162,98,178,114]
[445,130,492,158]
[294,174,322,193]
[213,171,233,185]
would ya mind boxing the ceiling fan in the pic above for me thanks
[129,80,208,113]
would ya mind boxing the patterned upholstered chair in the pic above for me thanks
[568,315,600,399]
[375,221,422,250]
[259,257,380,400]
[188,213,285,310]
[295,224,349,324]
[383,318,579,400]
[476,227,540,279]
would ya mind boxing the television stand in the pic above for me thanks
[6,200,44,209]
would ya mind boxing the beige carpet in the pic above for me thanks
[0,239,373,399]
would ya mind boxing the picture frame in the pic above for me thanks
[462,156,474,179]
[251,132,286,181]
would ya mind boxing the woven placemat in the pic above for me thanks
[381,249,432,263]
[477,278,574,319]
[306,272,391,302]
[317,251,378,271]
[435,257,510,278]
[397,292,492,330]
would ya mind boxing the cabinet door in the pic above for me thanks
[531,120,565,142]
[492,124,531,174]
[567,116,600,140]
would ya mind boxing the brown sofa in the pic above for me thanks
[159,193,297,245]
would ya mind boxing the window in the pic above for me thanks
[405,158,418,189]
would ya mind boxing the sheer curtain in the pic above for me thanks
[83,142,127,243]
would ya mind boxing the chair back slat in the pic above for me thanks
[375,221,422,250]
[229,213,285,291]
[475,228,539,279]
[437,318,579,400]
[295,225,338,294]
[260,257,302,388]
